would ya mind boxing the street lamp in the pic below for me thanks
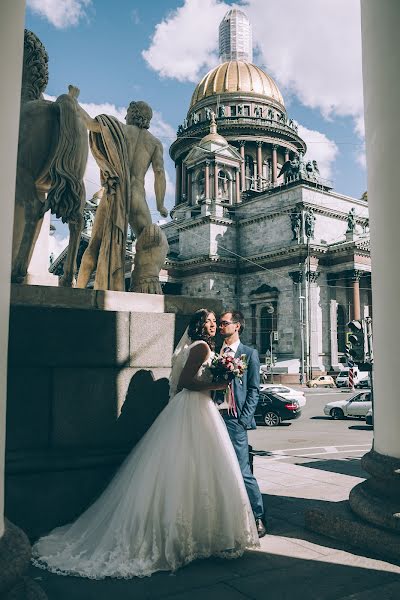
[266,304,275,383]
[299,295,305,384]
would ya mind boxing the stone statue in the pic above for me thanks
[237,104,244,116]
[183,117,188,129]
[278,155,300,183]
[130,224,169,294]
[254,105,262,118]
[49,252,55,266]
[304,208,316,238]
[205,107,212,120]
[177,124,183,135]
[83,209,94,232]
[298,151,308,179]
[278,113,286,124]
[347,208,356,232]
[290,210,301,241]
[267,108,274,120]
[304,159,321,181]
[219,104,226,117]
[72,91,169,292]
[12,30,89,287]
[192,112,199,124]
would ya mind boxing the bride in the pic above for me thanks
[32,308,259,578]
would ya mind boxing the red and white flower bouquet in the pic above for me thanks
[210,353,247,416]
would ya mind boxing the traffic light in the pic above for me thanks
[347,320,366,364]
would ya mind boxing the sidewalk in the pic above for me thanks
[29,457,400,599]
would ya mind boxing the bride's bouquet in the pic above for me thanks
[210,353,247,383]
[210,353,247,417]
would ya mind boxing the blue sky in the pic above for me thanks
[24,0,366,252]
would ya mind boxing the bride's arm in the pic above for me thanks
[178,343,228,392]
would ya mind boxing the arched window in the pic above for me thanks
[260,303,277,354]
[337,304,346,353]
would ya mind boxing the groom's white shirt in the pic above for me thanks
[217,339,241,410]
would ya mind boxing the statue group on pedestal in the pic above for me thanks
[12,30,169,294]
[278,151,321,185]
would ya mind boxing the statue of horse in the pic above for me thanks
[12,30,88,286]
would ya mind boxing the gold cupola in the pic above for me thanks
[190,60,285,109]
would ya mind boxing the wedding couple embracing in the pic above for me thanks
[32,308,267,578]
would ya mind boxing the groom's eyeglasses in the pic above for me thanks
[218,320,236,327]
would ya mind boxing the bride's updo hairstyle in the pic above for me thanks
[188,308,216,350]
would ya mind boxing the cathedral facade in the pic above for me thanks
[162,8,371,381]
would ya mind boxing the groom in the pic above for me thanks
[217,310,267,537]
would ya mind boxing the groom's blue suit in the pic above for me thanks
[221,341,264,520]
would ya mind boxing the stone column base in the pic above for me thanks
[0,519,47,599]
[305,500,400,564]
[349,449,400,532]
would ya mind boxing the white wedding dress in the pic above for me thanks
[32,340,259,578]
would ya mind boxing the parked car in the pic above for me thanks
[260,384,306,407]
[255,391,302,427]
[336,368,357,388]
[323,391,372,419]
[307,375,335,388]
[355,374,371,389]
[335,368,369,389]
[365,408,374,426]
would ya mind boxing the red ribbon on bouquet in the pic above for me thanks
[226,381,238,417]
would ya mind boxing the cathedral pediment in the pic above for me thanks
[184,142,242,167]
[250,283,279,296]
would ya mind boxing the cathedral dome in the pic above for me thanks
[190,60,284,109]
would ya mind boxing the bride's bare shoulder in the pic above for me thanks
[188,340,210,359]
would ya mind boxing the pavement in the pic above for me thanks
[29,455,400,600]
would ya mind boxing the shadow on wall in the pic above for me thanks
[115,369,169,447]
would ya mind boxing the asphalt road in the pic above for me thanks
[248,388,373,477]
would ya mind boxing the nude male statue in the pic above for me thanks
[68,86,168,291]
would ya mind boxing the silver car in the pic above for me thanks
[324,391,372,420]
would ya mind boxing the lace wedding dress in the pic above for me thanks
[32,340,259,578]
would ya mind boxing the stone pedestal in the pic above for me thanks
[6,285,222,540]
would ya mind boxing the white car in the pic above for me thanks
[260,384,306,407]
[323,391,372,420]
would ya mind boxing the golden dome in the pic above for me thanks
[190,61,284,108]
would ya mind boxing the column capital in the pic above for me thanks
[307,270,320,283]
[239,140,246,147]
[272,144,279,151]
[205,159,210,167]
[350,269,363,281]
[289,270,304,284]
[256,140,263,147]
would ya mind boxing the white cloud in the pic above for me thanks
[143,0,364,146]
[298,124,338,181]
[26,0,92,28]
[142,0,228,82]
[246,0,363,123]
[49,232,69,258]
